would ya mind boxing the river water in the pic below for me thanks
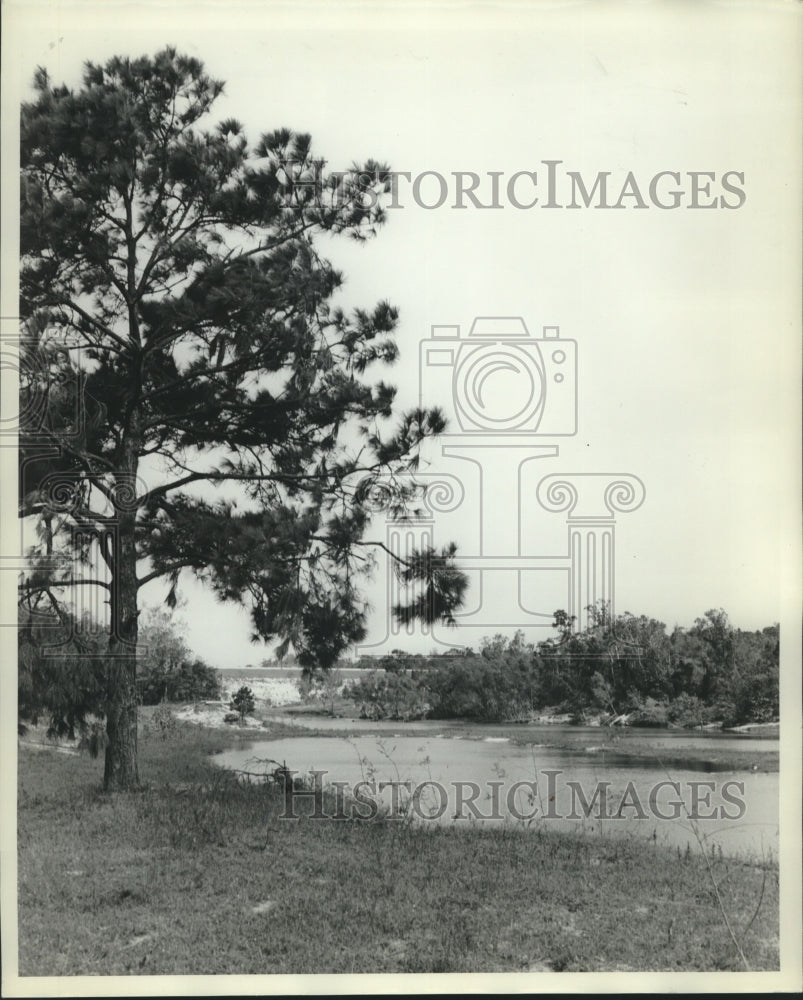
[214,718,778,859]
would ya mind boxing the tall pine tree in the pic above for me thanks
[19,49,462,789]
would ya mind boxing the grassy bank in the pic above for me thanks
[17,717,779,975]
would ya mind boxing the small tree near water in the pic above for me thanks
[299,667,344,715]
[229,685,256,723]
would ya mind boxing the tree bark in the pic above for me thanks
[103,446,141,790]
[104,512,140,790]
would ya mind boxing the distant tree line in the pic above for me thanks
[18,600,778,735]
[343,604,779,727]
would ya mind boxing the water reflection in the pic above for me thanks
[214,733,778,859]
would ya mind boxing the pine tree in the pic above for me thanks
[19,49,463,789]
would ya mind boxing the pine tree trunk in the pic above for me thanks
[104,217,144,791]
[104,494,140,790]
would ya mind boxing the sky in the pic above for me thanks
[2,0,801,667]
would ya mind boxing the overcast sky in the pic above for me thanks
[3,1,801,666]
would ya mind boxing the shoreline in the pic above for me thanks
[18,703,779,776]
[174,702,780,773]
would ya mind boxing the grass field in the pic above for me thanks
[16,711,779,975]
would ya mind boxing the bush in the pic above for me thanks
[169,659,221,702]
[424,657,538,722]
[142,703,181,741]
[138,656,220,705]
[18,605,106,738]
[343,670,429,721]
[136,607,221,705]
[666,693,711,729]
[628,697,669,728]
[298,668,344,715]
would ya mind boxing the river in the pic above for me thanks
[213,716,778,859]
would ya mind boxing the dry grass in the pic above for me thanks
[16,716,779,976]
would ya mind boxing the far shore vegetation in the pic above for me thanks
[19,601,779,744]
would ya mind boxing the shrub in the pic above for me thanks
[343,670,429,721]
[169,658,221,702]
[298,668,344,715]
[142,703,181,741]
[135,607,221,705]
[138,656,220,705]
[424,657,538,722]
[629,697,669,728]
[666,693,711,729]
[18,605,106,738]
